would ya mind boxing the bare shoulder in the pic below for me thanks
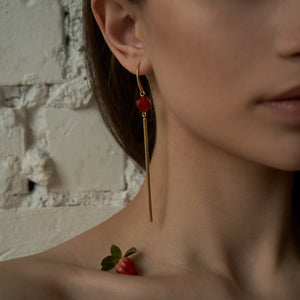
[0,220,110,299]
[0,211,148,300]
[0,255,168,300]
[0,255,70,299]
[0,248,235,300]
[0,209,261,300]
[0,255,255,300]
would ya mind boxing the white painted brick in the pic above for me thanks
[0,108,26,157]
[0,108,28,207]
[0,0,64,85]
[21,148,55,186]
[45,106,125,192]
[0,0,144,223]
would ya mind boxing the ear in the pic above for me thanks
[91,0,151,75]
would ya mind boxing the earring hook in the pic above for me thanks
[136,63,146,97]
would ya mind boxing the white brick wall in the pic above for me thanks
[0,0,64,85]
[0,0,145,261]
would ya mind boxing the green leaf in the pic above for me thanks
[100,255,116,271]
[110,245,122,259]
[124,247,137,258]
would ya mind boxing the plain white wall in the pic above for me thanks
[0,0,145,261]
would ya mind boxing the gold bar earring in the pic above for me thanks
[135,64,153,223]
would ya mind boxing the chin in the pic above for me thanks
[268,161,300,172]
[262,144,300,172]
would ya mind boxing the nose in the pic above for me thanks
[274,1,300,59]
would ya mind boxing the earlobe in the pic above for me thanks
[91,0,149,74]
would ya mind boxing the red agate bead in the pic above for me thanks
[136,96,152,113]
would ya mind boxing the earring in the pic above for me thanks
[135,64,153,223]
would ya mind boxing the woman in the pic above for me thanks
[1,0,300,298]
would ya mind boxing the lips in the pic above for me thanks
[260,84,300,103]
[258,83,300,118]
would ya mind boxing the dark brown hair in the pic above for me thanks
[82,1,300,228]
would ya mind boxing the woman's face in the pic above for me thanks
[138,0,300,170]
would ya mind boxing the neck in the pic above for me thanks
[124,106,298,294]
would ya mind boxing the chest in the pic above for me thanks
[61,267,300,300]
[143,273,300,300]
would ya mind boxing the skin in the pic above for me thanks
[1,0,300,298]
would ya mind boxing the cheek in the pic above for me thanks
[144,2,249,129]
[143,0,273,121]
